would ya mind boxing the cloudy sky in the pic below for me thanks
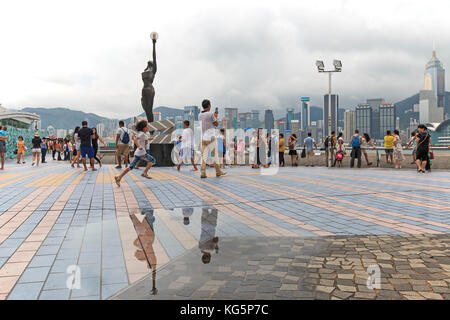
[0,0,448,119]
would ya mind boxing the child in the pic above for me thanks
[115,119,155,187]
[177,120,198,171]
[16,136,26,164]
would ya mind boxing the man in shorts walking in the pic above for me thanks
[78,121,97,171]
[115,120,130,169]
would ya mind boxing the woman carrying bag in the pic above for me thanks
[334,132,345,167]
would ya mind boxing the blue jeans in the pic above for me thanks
[129,151,156,170]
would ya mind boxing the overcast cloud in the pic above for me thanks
[0,0,449,119]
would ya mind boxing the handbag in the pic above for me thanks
[430,148,434,160]
[301,148,306,158]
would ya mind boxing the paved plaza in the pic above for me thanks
[0,159,450,300]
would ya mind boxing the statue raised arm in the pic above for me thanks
[141,36,158,123]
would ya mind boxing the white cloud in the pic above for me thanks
[0,0,448,119]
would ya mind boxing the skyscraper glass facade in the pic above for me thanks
[356,104,372,137]
[286,108,294,130]
[379,104,396,136]
[264,110,274,131]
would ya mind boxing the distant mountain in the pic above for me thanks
[120,106,184,123]
[21,107,112,130]
[393,93,420,129]
[21,106,185,130]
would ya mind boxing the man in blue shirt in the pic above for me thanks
[303,132,317,167]
[350,129,362,168]
[41,138,48,163]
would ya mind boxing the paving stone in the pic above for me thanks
[419,292,444,300]
[332,290,354,299]
[337,285,357,292]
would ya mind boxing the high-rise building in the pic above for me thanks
[251,110,260,128]
[238,112,252,129]
[175,115,184,130]
[286,108,294,130]
[323,94,339,137]
[416,90,444,123]
[344,110,356,142]
[290,120,300,138]
[300,97,311,130]
[221,117,230,129]
[379,103,396,136]
[225,108,238,129]
[264,109,274,131]
[97,123,106,137]
[424,48,445,111]
[153,112,161,122]
[356,104,372,137]
[366,98,384,139]
[278,121,286,138]
[184,106,199,120]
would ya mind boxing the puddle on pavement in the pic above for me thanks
[123,206,324,299]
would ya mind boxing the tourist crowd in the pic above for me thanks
[0,109,435,174]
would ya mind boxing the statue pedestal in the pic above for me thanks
[148,144,174,167]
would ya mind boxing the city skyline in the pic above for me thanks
[0,0,449,119]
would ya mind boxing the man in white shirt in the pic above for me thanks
[198,99,226,178]
[115,121,130,169]
[177,120,198,171]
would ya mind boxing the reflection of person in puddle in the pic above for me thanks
[182,207,193,225]
[130,209,158,295]
[199,208,219,264]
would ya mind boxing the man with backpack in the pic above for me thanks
[350,129,362,168]
[115,120,130,169]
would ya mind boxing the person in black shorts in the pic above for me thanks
[414,124,430,173]
[78,121,97,171]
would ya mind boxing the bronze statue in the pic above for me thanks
[141,34,158,123]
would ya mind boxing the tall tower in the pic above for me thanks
[424,47,445,110]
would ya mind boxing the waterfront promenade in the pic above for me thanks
[0,159,449,300]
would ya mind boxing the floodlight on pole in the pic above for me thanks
[333,60,342,71]
[315,59,342,167]
[316,60,325,72]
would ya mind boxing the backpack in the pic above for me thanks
[324,136,330,148]
[120,128,130,144]
[352,135,360,147]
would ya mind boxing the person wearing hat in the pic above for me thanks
[31,132,42,167]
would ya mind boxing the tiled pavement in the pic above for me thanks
[0,158,450,300]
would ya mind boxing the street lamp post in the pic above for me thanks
[316,59,342,167]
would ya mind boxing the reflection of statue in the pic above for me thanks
[130,209,158,295]
[141,34,157,123]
